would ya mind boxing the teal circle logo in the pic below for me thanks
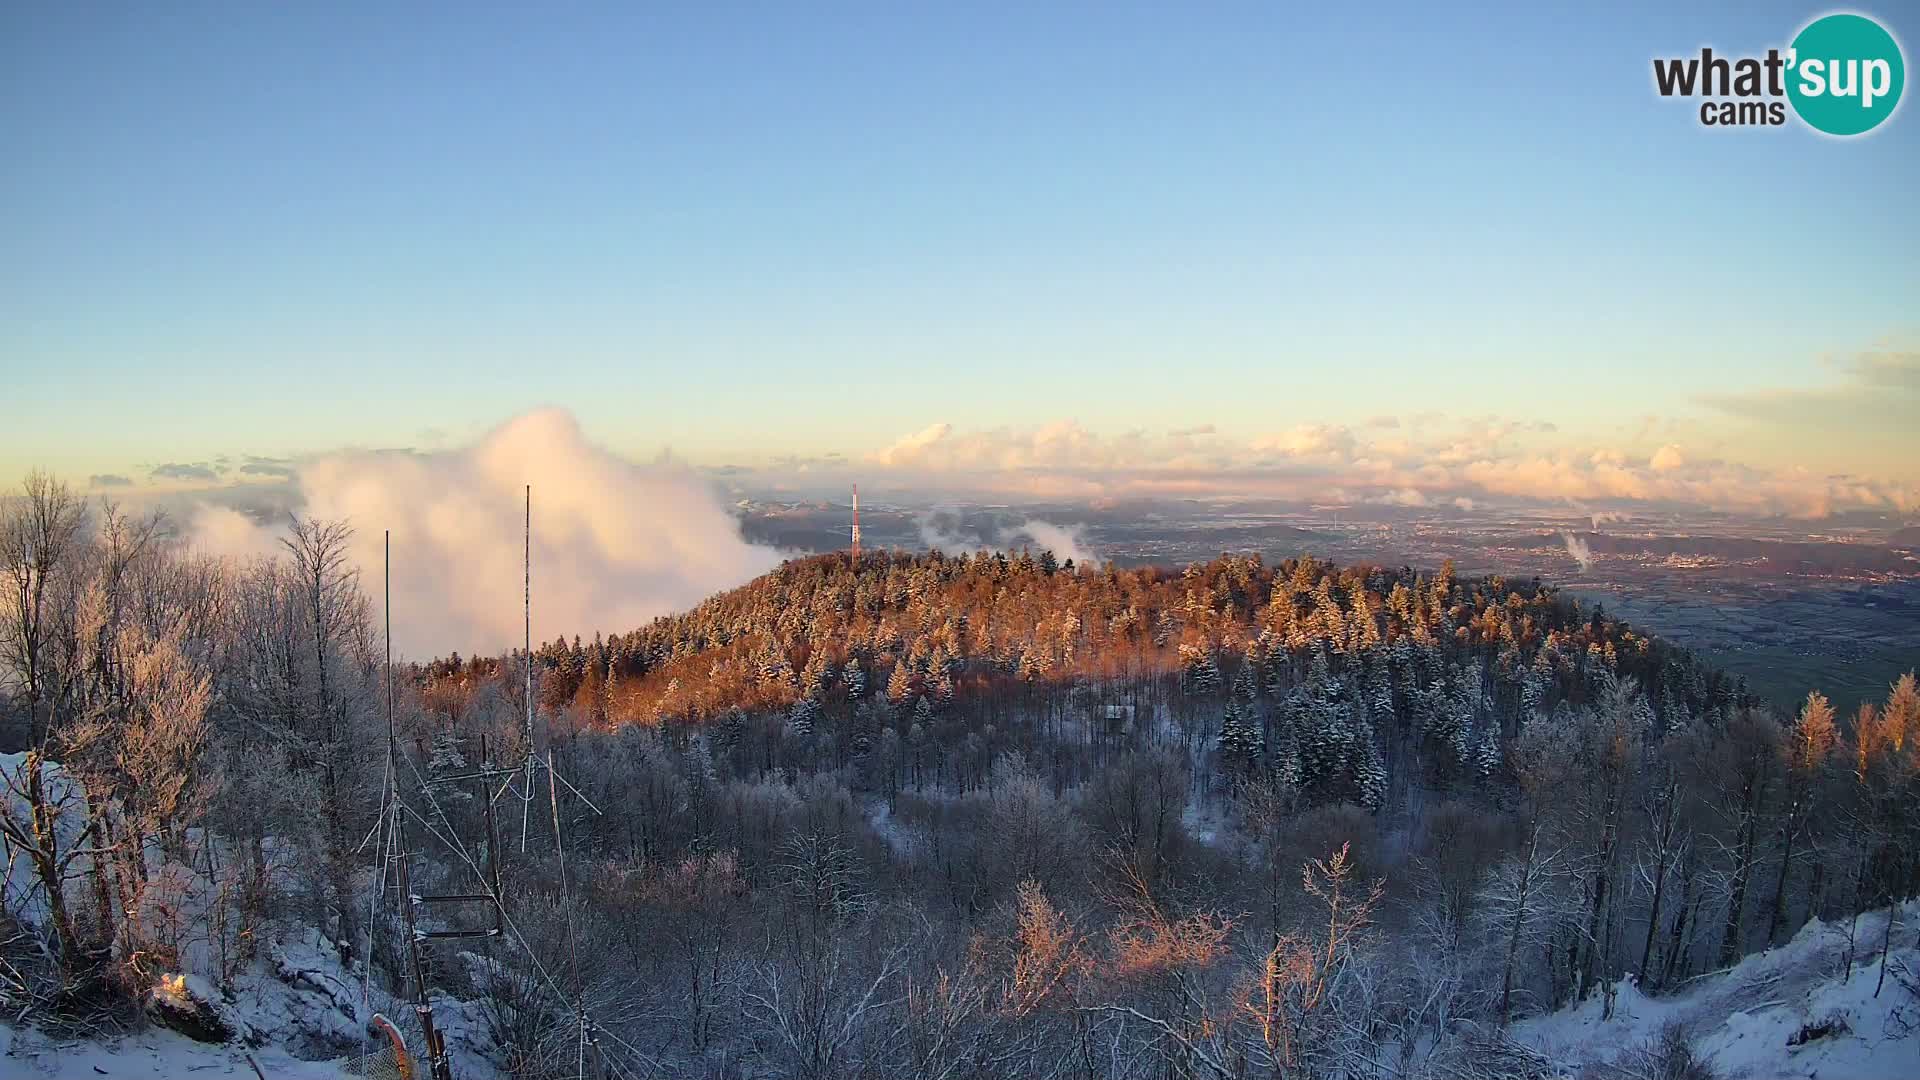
[1786,13,1905,136]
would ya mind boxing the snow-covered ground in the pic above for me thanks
[1,925,497,1080]
[2,751,92,924]
[1515,901,1920,1079]
[5,752,496,1080]
[0,1023,352,1079]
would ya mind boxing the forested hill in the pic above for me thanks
[425,549,1749,804]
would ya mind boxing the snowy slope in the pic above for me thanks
[1515,902,1920,1079]
[0,926,498,1080]
[0,1023,352,1079]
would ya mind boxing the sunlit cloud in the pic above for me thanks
[837,415,1917,518]
[192,408,786,656]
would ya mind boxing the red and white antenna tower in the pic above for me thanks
[850,483,861,564]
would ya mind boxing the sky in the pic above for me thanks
[3,2,1917,516]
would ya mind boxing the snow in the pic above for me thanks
[1,750,92,926]
[1,922,501,1080]
[1514,901,1920,1079]
[0,1022,352,1079]
[864,797,923,859]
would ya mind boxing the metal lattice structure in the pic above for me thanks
[850,483,861,562]
[366,491,627,1080]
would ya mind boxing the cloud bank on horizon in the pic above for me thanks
[838,412,1917,518]
[193,409,785,658]
[821,342,1917,516]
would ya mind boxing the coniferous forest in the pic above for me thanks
[4,472,1918,1078]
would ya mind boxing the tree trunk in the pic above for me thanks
[1579,787,1621,998]
[1720,792,1758,968]
[24,753,84,969]
[1500,822,1540,1024]
[1874,903,1897,998]
[1639,817,1676,982]
[1767,821,1799,946]
[1662,851,1697,986]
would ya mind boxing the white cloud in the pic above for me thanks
[192,409,784,656]
[873,422,953,466]
[846,417,1916,518]
[1251,424,1357,461]
[1008,519,1100,567]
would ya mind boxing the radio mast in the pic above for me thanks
[521,484,534,848]
[850,483,861,564]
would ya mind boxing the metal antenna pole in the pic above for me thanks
[850,483,861,564]
[387,531,396,766]
[522,484,534,850]
[547,747,589,1080]
[391,531,452,1080]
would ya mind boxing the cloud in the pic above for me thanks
[910,508,1101,566]
[914,506,980,553]
[844,414,1916,518]
[1373,488,1429,507]
[1168,424,1217,437]
[873,422,953,466]
[237,456,297,480]
[1007,519,1100,567]
[151,463,221,483]
[89,474,133,488]
[1250,424,1357,461]
[1366,415,1401,429]
[1562,533,1594,573]
[1649,444,1685,472]
[1698,345,1919,434]
[192,408,785,656]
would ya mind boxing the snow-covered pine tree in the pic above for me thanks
[1350,712,1388,809]
[786,697,818,739]
[1270,725,1303,789]
[1472,723,1501,779]
[1298,691,1349,788]
[1180,644,1222,698]
[1219,698,1246,761]
[1219,698,1266,773]
[1232,659,1259,705]
[800,650,833,698]
[1365,660,1396,729]
[716,705,748,752]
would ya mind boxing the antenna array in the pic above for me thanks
[363,488,619,1080]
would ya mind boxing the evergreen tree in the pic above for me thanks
[1351,715,1388,809]
[887,661,914,705]
[716,706,748,752]
[1219,697,1266,773]
[1232,659,1259,705]
[1472,724,1501,779]
[1181,644,1221,698]
[786,696,818,739]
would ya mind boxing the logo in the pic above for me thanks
[1653,11,1904,135]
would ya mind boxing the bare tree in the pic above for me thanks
[0,473,91,971]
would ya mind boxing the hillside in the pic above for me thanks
[5,486,1914,1080]
[1515,901,1920,1079]
[446,549,1746,750]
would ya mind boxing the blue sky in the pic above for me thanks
[2,3,1916,504]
